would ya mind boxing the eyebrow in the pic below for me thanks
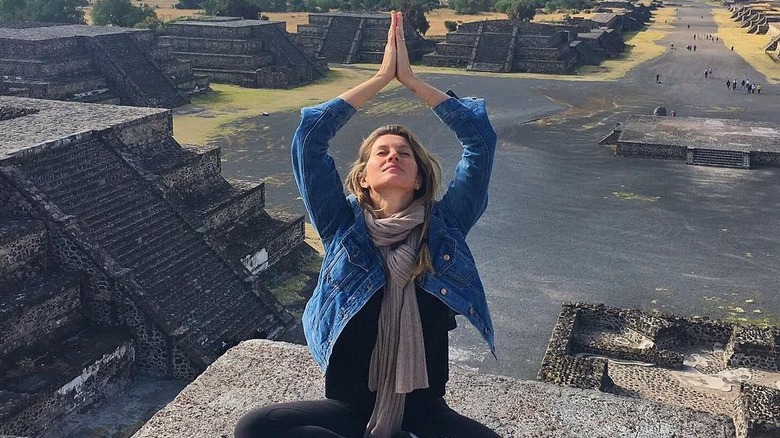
[374,143,412,150]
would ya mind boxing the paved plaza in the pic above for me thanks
[211,0,780,380]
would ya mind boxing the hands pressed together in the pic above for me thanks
[376,11,416,88]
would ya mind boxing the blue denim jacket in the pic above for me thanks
[291,95,497,371]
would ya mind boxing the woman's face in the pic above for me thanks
[360,134,420,197]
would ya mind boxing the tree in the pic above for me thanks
[507,0,539,21]
[450,0,495,14]
[392,0,430,35]
[91,0,156,27]
[0,0,88,23]
[202,0,261,19]
[174,0,203,9]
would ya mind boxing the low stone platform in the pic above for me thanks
[132,340,734,438]
[600,115,780,169]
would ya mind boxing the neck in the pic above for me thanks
[370,190,415,218]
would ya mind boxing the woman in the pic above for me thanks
[235,11,499,438]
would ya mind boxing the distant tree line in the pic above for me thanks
[0,0,597,36]
[0,0,88,24]
[0,0,161,28]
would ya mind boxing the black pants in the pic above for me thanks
[234,397,501,438]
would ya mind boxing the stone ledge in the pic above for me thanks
[132,340,735,438]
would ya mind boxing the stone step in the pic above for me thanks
[69,182,146,218]
[691,149,749,168]
[116,226,198,271]
[0,269,84,356]
[131,237,209,284]
[17,138,104,176]
[154,267,235,314]
[94,33,186,108]
[111,219,188,264]
[203,293,265,350]
[30,160,127,202]
[90,202,172,245]
[80,193,158,228]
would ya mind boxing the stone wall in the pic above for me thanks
[616,140,688,160]
[540,302,780,438]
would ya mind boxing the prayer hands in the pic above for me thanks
[376,11,416,87]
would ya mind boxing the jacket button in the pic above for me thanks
[442,254,451,261]
[469,307,475,315]
[439,288,447,296]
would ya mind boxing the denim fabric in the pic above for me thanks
[291,96,497,371]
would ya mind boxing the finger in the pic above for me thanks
[387,11,395,43]
[397,12,406,42]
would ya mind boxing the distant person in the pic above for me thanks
[671,109,677,117]
[757,84,762,94]
[234,11,500,438]
[656,73,661,83]
[731,45,734,51]
[693,45,696,52]
[726,79,731,90]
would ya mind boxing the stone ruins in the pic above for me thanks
[728,3,780,61]
[539,302,780,438]
[159,17,327,89]
[0,22,209,108]
[599,115,780,169]
[421,2,652,73]
[423,20,579,74]
[293,12,436,64]
[0,96,304,437]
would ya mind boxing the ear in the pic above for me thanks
[360,174,369,189]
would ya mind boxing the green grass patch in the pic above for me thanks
[173,67,383,146]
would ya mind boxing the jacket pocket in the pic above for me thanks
[429,231,477,286]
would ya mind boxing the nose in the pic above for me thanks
[387,149,400,161]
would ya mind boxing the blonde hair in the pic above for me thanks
[345,125,442,278]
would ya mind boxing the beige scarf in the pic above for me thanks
[363,203,429,438]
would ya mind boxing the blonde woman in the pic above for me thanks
[235,11,500,438]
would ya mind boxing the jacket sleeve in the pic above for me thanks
[291,97,357,243]
[433,96,497,236]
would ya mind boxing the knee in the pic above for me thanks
[234,406,276,438]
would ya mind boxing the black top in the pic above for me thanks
[325,287,456,415]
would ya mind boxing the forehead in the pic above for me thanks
[372,134,411,148]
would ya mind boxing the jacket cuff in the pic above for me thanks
[309,97,357,121]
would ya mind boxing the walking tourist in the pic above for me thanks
[234,11,500,438]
